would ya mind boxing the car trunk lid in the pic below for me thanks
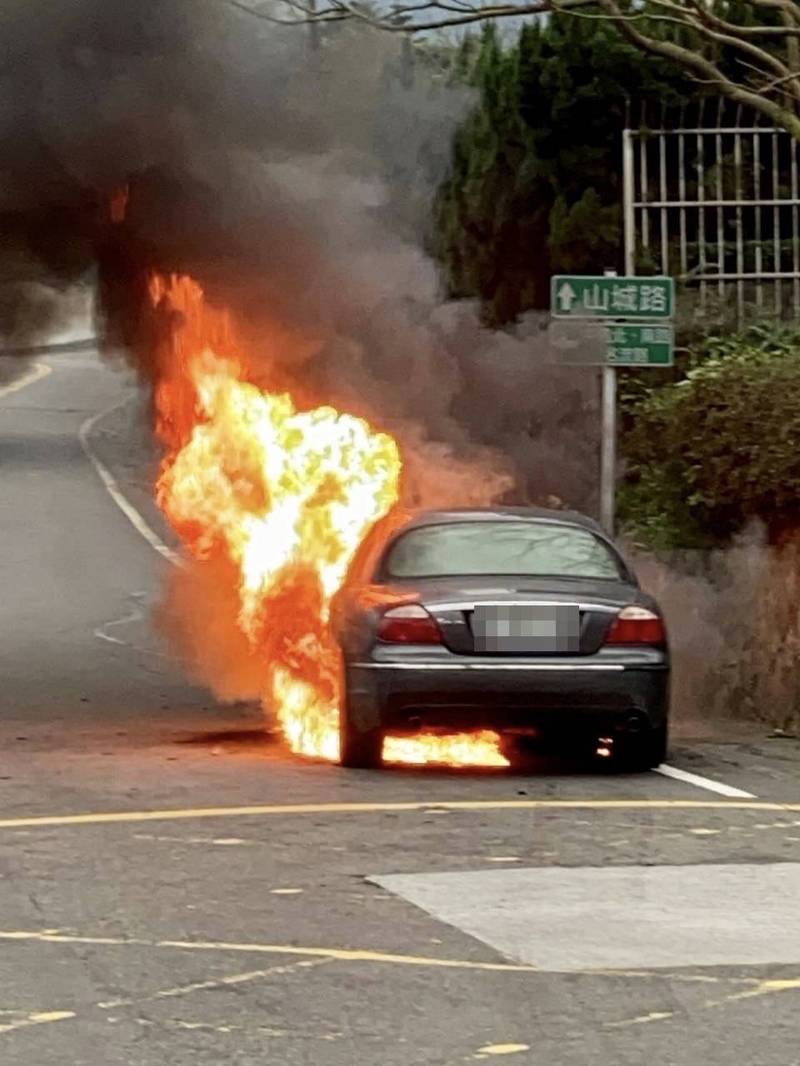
[399,577,634,656]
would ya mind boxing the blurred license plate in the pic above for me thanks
[472,605,579,653]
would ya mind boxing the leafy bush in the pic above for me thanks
[620,326,800,547]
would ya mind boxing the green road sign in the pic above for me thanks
[606,324,674,366]
[551,275,674,320]
[547,321,674,366]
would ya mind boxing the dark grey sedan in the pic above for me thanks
[330,507,670,771]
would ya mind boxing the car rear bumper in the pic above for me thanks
[345,653,669,736]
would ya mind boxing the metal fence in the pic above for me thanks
[623,102,800,324]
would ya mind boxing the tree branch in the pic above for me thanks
[223,0,800,137]
[224,0,607,33]
[597,0,800,138]
[225,0,348,24]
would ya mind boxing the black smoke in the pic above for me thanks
[1,0,599,511]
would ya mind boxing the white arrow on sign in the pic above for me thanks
[556,282,577,312]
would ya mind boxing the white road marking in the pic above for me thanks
[0,360,52,400]
[78,398,183,567]
[94,606,145,646]
[133,834,254,846]
[655,763,755,798]
[92,593,172,659]
[373,863,800,971]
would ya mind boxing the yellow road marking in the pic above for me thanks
[606,1010,676,1029]
[0,1010,75,1036]
[2,931,781,991]
[593,970,751,984]
[477,1044,531,1055]
[1,798,799,831]
[166,1019,288,1035]
[0,361,51,401]
[98,958,328,1010]
[0,930,536,973]
[705,976,800,1008]
[606,975,800,1028]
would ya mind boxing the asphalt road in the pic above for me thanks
[1,350,800,1066]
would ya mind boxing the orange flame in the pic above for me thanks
[151,273,508,768]
[383,732,508,767]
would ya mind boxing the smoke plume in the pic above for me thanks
[2,0,608,703]
[2,0,599,510]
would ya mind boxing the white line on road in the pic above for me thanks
[94,606,145,646]
[654,763,755,799]
[0,360,52,400]
[78,399,183,567]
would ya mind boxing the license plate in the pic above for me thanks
[472,605,580,653]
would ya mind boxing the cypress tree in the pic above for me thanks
[434,15,698,324]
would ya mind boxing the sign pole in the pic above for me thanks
[598,131,638,535]
[622,130,636,277]
[600,270,618,535]
[598,133,637,536]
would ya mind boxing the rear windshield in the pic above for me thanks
[382,521,622,580]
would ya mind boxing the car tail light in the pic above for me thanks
[605,605,666,646]
[378,604,442,644]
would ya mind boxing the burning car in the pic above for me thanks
[331,507,670,770]
[151,278,666,772]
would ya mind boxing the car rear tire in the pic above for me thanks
[617,722,668,772]
[339,710,383,769]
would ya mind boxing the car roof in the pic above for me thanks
[394,506,606,537]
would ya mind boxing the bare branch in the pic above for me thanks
[758,69,800,92]
[679,0,800,46]
[674,2,799,96]
[391,1,505,12]
[224,0,603,33]
[749,0,800,18]
[223,0,800,138]
[597,0,800,138]
[224,0,800,38]
[225,0,347,24]
[335,1,561,32]
[656,0,800,36]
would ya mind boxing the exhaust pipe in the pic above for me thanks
[622,713,645,734]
